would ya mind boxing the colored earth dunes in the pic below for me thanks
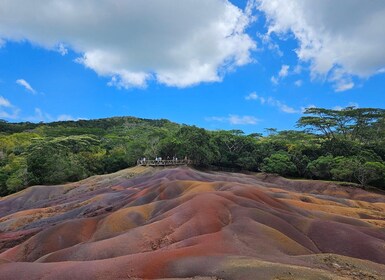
[1,166,385,279]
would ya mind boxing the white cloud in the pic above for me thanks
[294,80,303,87]
[256,0,385,91]
[271,64,290,85]
[0,96,20,119]
[257,33,283,56]
[0,110,19,120]
[16,79,36,94]
[26,108,53,122]
[270,76,279,85]
[246,93,299,114]
[206,114,259,125]
[278,65,289,78]
[245,92,258,100]
[328,68,355,92]
[0,0,256,88]
[26,109,83,122]
[245,92,265,104]
[276,102,298,114]
[293,65,302,74]
[57,114,75,121]
[106,72,151,89]
[333,82,354,93]
[229,115,259,125]
[0,96,11,107]
[56,114,85,121]
[57,43,68,56]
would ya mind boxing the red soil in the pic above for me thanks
[1,167,385,279]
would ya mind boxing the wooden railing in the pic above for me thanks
[137,159,192,166]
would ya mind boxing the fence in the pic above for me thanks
[137,159,192,166]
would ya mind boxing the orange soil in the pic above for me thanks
[0,167,385,279]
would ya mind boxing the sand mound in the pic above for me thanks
[1,167,385,279]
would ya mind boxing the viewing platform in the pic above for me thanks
[137,159,192,167]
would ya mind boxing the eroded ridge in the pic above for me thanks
[1,167,385,279]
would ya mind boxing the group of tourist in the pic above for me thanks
[137,156,183,165]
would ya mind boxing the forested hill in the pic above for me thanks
[1,107,385,196]
[0,116,174,135]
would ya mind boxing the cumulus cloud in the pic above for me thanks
[328,68,355,92]
[256,0,385,91]
[206,114,259,125]
[257,33,283,57]
[16,79,36,93]
[246,92,299,113]
[0,0,256,88]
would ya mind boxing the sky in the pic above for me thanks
[0,0,384,134]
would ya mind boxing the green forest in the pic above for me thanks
[1,106,385,196]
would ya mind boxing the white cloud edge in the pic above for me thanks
[0,96,20,119]
[0,98,82,122]
[255,0,385,92]
[245,92,299,114]
[271,64,290,85]
[16,79,36,94]
[0,96,12,107]
[0,0,257,89]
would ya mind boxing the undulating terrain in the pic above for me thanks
[1,166,385,279]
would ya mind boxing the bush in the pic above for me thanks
[307,155,335,180]
[261,152,297,176]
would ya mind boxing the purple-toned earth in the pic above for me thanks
[1,166,385,279]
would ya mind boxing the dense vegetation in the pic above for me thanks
[1,107,384,196]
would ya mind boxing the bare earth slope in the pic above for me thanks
[1,167,385,279]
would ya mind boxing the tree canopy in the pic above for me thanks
[1,107,384,196]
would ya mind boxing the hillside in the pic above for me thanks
[1,107,385,197]
[1,167,385,279]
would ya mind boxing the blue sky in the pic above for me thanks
[0,0,384,134]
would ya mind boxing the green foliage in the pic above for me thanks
[27,139,85,185]
[261,152,297,176]
[1,107,385,196]
[331,157,356,182]
[307,155,335,180]
[354,161,385,187]
[0,156,28,194]
[298,107,385,142]
[175,126,215,166]
[320,139,360,157]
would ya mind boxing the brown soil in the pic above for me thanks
[1,167,385,279]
